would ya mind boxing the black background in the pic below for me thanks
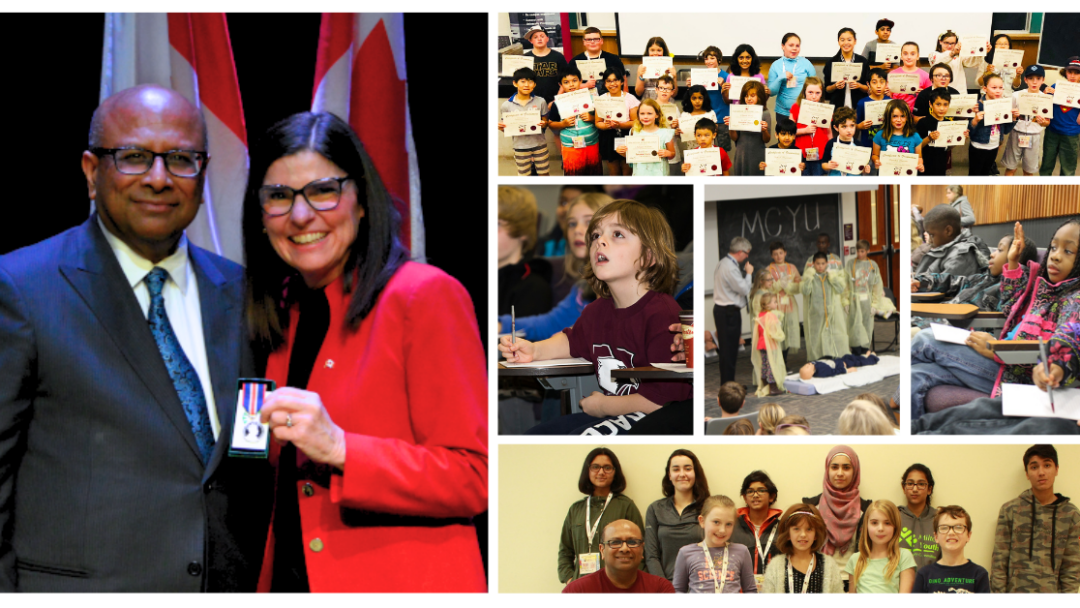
[716,194,843,274]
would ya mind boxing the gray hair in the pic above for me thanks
[946,185,964,197]
[729,236,752,253]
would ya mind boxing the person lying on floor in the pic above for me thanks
[798,352,880,380]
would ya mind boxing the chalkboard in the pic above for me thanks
[716,194,842,277]
[1038,13,1080,68]
[991,13,1028,32]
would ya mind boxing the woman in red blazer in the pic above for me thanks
[242,112,487,592]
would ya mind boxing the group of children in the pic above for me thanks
[713,381,897,436]
[500,19,1080,176]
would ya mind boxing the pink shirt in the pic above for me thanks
[889,67,931,112]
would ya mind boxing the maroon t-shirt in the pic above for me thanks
[563,569,676,593]
[563,291,691,405]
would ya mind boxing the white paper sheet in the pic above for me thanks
[945,94,978,118]
[930,322,971,345]
[1053,81,1080,110]
[691,68,720,90]
[992,49,1025,72]
[641,56,672,79]
[683,147,725,175]
[863,99,890,125]
[648,363,694,373]
[554,88,595,118]
[575,59,607,81]
[960,35,988,57]
[765,148,803,176]
[831,62,862,83]
[888,73,920,95]
[729,104,764,132]
[502,357,591,368]
[930,121,968,147]
[983,97,1014,126]
[728,76,754,101]
[502,109,543,138]
[501,55,535,78]
[1002,383,1080,421]
[1018,92,1055,119]
[876,43,902,64]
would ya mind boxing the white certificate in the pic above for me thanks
[575,59,607,81]
[1053,81,1080,109]
[502,109,542,138]
[960,35,988,57]
[1018,92,1054,119]
[875,43,902,64]
[683,147,725,176]
[993,49,1025,72]
[863,99,890,125]
[945,93,978,118]
[679,112,708,142]
[765,148,803,176]
[728,76,754,101]
[501,55,535,77]
[879,150,919,177]
[593,99,628,122]
[625,134,662,163]
[799,100,835,129]
[930,121,968,147]
[888,73,920,95]
[660,103,681,126]
[983,97,1014,126]
[554,88,595,118]
[691,68,720,90]
[729,104,764,132]
[829,144,872,174]
[641,56,672,79]
[831,63,863,83]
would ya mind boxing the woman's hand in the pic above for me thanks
[261,387,347,469]
[498,335,536,362]
[965,331,997,360]
[1008,221,1025,268]
[1034,362,1065,391]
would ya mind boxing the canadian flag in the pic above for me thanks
[311,13,424,260]
[99,13,248,264]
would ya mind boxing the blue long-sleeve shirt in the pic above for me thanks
[498,283,590,340]
[767,57,816,118]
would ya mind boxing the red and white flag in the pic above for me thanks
[311,13,424,261]
[99,13,248,264]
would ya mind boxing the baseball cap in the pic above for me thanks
[1066,56,1080,72]
[1024,65,1045,78]
[524,25,546,42]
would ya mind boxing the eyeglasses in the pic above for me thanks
[602,539,643,549]
[584,37,602,42]
[92,147,208,178]
[259,176,353,217]
[590,464,614,473]
[744,488,771,496]
[657,86,674,92]
[936,524,968,534]
[903,481,929,489]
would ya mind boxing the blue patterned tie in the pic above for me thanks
[145,267,215,465]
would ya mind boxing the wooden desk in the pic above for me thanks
[497,363,593,377]
[498,362,596,415]
[909,303,979,321]
[911,292,944,302]
[609,365,693,380]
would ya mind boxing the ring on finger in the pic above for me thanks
[286,414,293,428]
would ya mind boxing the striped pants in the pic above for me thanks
[514,144,550,176]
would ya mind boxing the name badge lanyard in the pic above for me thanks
[699,542,730,594]
[788,554,817,594]
[585,493,614,552]
[755,521,778,573]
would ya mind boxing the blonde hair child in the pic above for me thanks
[615,98,678,176]
[845,499,916,593]
[752,293,787,397]
[756,403,786,435]
[673,496,758,592]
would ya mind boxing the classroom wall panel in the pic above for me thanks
[499,443,1080,593]
[915,185,1080,225]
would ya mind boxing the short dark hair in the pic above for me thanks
[729,44,760,76]
[776,503,828,555]
[901,463,936,506]
[775,116,797,136]
[740,470,778,505]
[558,64,582,83]
[930,62,954,82]
[781,33,800,46]
[600,67,624,83]
[838,27,856,40]
[701,45,722,62]
[876,18,895,30]
[933,505,973,532]
[869,67,889,82]
[694,117,718,135]
[513,67,538,83]
[1023,444,1059,468]
[924,205,961,235]
[583,26,602,38]
[243,112,409,351]
[813,252,828,262]
[724,420,755,435]
[928,87,952,105]
[661,449,711,509]
[833,106,857,127]
[718,382,747,414]
[769,241,786,252]
[683,84,713,113]
[578,447,627,495]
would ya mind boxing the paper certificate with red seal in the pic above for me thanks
[983,97,1014,126]
[683,147,724,175]
[729,104,764,132]
[831,63,862,83]
[593,99,628,122]
[660,103,681,125]
[625,134,662,163]
[929,121,968,147]
[502,109,542,138]
[992,49,1025,72]
[1053,81,1080,110]
[555,88,595,118]
[229,378,274,458]
[691,68,719,90]
[765,148,802,176]
[575,58,607,82]
[642,56,672,79]
[501,55,534,77]
[875,43,901,64]
[830,144,872,174]
[879,150,919,176]
[863,99,890,125]
[678,111,716,142]
[728,76,753,101]
[888,73,920,95]
[961,36,988,57]
[800,100,835,129]
[1018,92,1055,118]
[945,94,978,118]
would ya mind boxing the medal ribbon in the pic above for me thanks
[244,382,265,416]
[788,554,816,594]
[699,542,730,594]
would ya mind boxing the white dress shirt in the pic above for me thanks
[713,254,752,308]
[98,218,220,439]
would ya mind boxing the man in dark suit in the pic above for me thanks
[0,85,272,591]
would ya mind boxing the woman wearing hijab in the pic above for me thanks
[802,445,872,591]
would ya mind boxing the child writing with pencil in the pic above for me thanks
[499,200,690,435]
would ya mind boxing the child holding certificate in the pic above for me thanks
[498,67,551,176]
[760,117,806,175]
[548,65,602,176]
[1006,65,1052,176]
[968,74,1018,176]
[680,118,732,176]
[927,31,980,94]
[822,107,871,176]
[862,18,895,71]
[823,28,870,110]
[913,64,959,122]
[790,78,831,176]
[767,34,816,122]
[727,44,769,103]
[679,85,718,159]
[856,69,892,151]
[635,37,676,102]
[1040,57,1080,176]
[685,46,732,151]
[976,35,1024,91]
[655,75,685,175]
[873,100,922,168]
[916,88,962,176]
[616,98,677,176]
[889,42,930,112]
[727,80,770,176]
[595,67,641,177]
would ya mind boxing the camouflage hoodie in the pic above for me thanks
[990,488,1080,593]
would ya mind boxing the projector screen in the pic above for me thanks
[616,13,995,60]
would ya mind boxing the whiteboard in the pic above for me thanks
[616,13,995,60]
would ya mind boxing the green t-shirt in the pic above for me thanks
[844,549,917,593]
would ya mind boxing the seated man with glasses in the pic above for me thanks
[571,26,626,92]
[912,505,990,593]
[564,520,675,593]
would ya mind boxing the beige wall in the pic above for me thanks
[499,443,1080,593]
